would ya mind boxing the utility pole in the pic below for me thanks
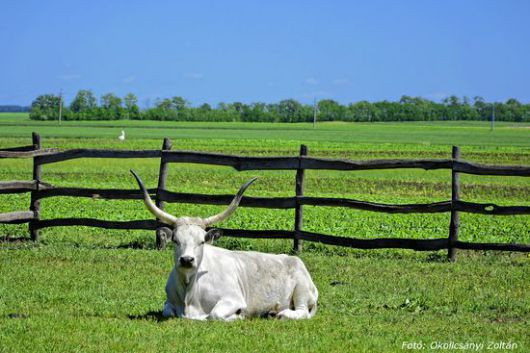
[490,104,495,131]
[58,89,63,125]
[313,97,317,128]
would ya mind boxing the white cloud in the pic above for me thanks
[123,76,136,84]
[332,78,350,85]
[304,77,319,85]
[184,73,204,80]
[59,74,81,80]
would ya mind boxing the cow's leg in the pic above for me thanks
[208,300,245,321]
[277,272,317,320]
[162,301,177,317]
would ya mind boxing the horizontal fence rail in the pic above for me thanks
[1,133,529,260]
[29,187,530,216]
[33,218,161,230]
[0,180,53,194]
[36,149,162,164]
[0,148,58,158]
[20,147,529,176]
[0,211,36,224]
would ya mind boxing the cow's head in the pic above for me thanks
[130,170,256,272]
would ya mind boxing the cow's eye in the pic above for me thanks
[200,241,205,245]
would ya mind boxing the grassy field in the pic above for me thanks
[1,113,529,352]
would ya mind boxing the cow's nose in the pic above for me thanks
[179,256,195,267]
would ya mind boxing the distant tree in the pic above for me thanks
[70,90,97,113]
[505,98,524,122]
[28,91,529,123]
[319,99,344,121]
[232,102,245,114]
[217,102,229,111]
[124,93,140,119]
[473,96,488,120]
[100,93,123,119]
[124,93,138,110]
[156,98,173,110]
[0,105,30,112]
[278,99,303,122]
[171,96,188,111]
[199,103,212,111]
[30,94,63,120]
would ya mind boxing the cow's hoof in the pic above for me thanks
[261,311,277,319]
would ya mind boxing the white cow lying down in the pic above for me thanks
[131,170,318,321]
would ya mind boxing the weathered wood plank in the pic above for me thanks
[33,218,161,230]
[298,230,448,251]
[0,180,53,194]
[301,157,453,171]
[29,133,41,241]
[163,150,299,170]
[14,147,529,175]
[454,160,530,176]
[162,150,240,167]
[0,148,58,158]
[449,146,460,261]
[294,144,307,252]
[34,187,153,200]
[301,197,451,213]
[159,190,296,208]
[455,241,530,252]
[214,228,294,239]
[36,149,162,165]
[30,187,530,216]
[33,187,295,208]
[0,144,36,152]
[455,201,530,215]
[156,138,172,249]
[0,211,35,224]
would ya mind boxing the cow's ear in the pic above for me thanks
[158,227,178,243]
[156,227,174,248]
[204,229,222,244]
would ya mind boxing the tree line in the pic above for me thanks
[29,90,530,122]
[0,105,29,112]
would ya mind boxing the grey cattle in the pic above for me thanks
[131,170,318,320]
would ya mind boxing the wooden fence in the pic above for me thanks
[1,133,529,260]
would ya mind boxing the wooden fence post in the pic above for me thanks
[155,138,172,249]
[448,146,461,261]
[29,132,41,241]
[294,145,308,253]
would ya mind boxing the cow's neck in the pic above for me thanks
[176,269,202,315]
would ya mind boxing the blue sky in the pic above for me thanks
[2,0,529,106]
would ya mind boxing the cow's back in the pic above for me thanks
[233,250,315,316]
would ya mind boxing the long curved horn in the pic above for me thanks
[203,177,258,227]
[130,169,178,225]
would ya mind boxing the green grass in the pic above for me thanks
[2,112,530,147]
[1,116,529,352]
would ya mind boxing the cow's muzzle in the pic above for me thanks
[179,256,195,268]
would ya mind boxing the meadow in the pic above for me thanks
[0,113,529,352]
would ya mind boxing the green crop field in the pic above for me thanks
[1,113,529,352]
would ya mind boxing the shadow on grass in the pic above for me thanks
[424,252,449,263]
[6,313,29,319]
[0,236,33,244]
[127,310,278,321]
[128,310,169,322]
[91,241,159,250]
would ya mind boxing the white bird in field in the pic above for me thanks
[118,130,125,141]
